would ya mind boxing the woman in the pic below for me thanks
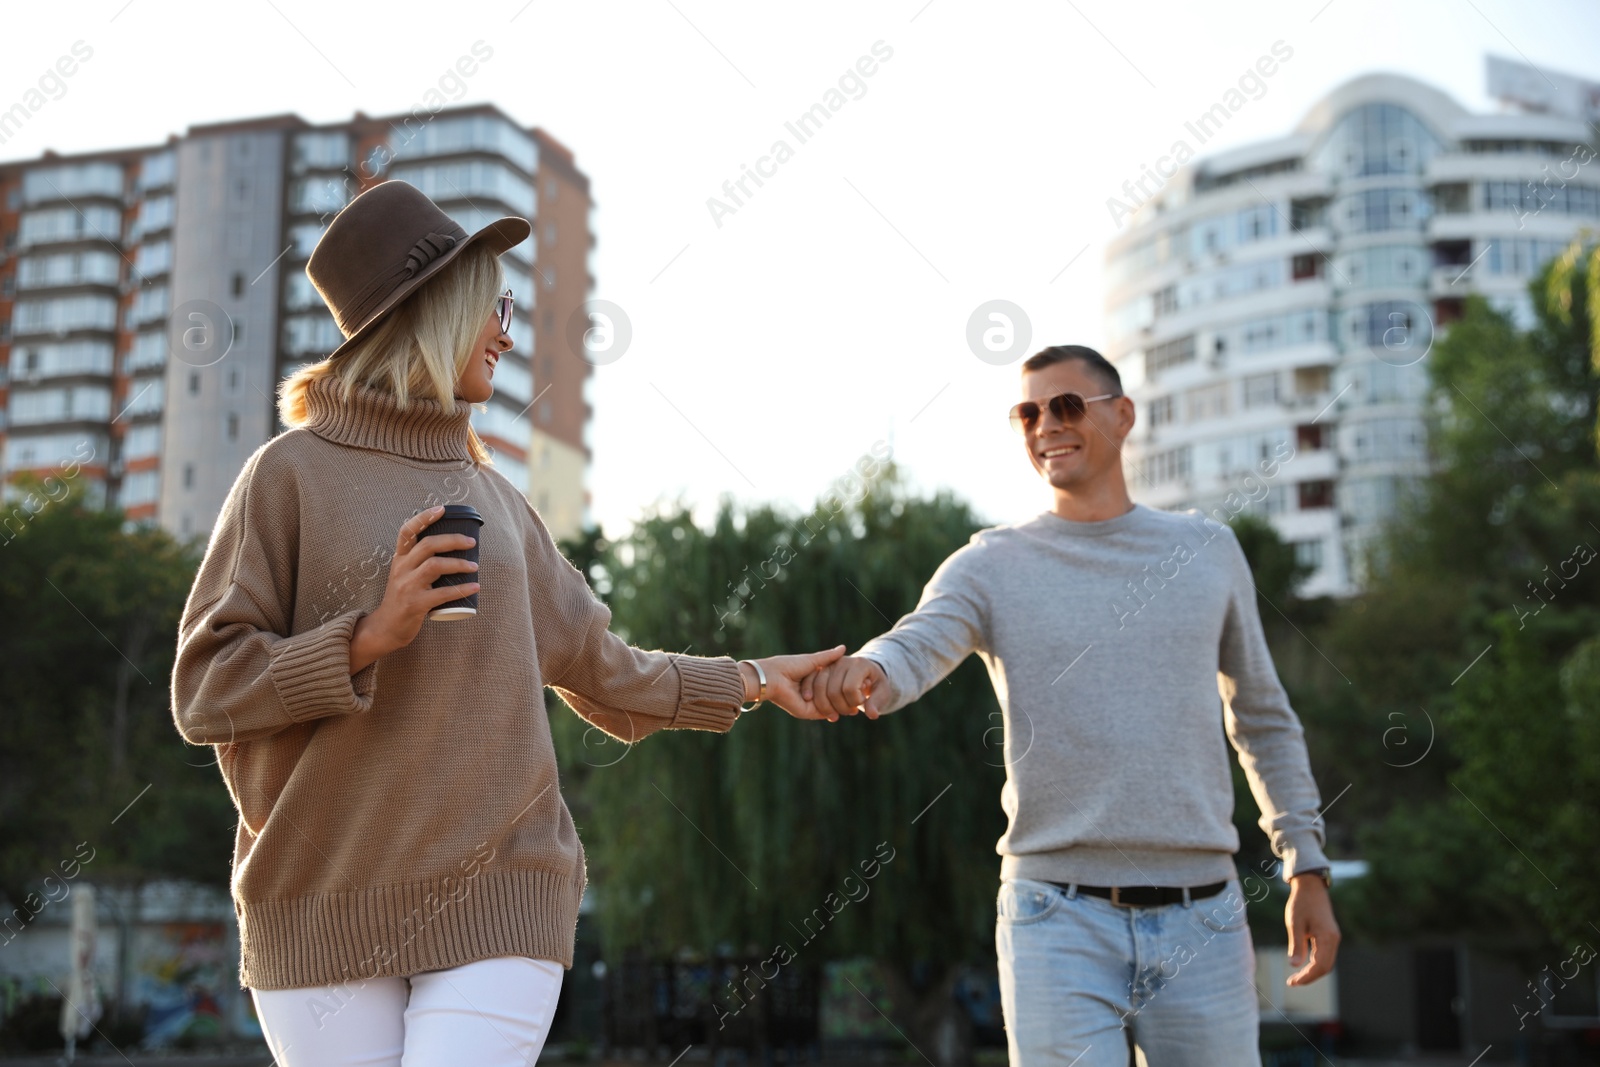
[170,180,841,1066]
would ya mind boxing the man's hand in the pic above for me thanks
[741,646,848,721]
[1285,873,1340,986]
[798,656,888,721]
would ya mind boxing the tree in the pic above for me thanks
[0,474,235,1009]
[554,465,1005,1065]
[1545,228,1599,454]
[1304,262,1600,950]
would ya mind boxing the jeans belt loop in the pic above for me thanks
[1109,886,1124,907]
[1182,886,1192,907]
[1066,883,1080,901]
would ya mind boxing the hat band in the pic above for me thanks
[337,230,466,339]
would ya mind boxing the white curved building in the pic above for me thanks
[1103,64,1597,596]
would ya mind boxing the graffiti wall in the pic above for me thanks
[0,881,259,1047]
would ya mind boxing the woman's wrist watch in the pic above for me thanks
[738,659,767,714]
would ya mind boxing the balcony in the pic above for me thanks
[23,163,124,207]
[10,295,119,339]
[18,206,125,250]
[16,250,123,292]
[386,115,538,176]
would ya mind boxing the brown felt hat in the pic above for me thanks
[306,180,530,360]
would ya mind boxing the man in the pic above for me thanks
[801,345,1339,1065]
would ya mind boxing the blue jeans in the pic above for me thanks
[996,877,1260,1066]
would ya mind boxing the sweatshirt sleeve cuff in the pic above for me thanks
[1279,832,1331,880]
[268,609,379,724]
[669,655,745,733]
[854,648,904,712]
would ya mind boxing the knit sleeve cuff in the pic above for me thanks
[1278,832,1331,881]
[669,655,745,733]
[268,609,379,725]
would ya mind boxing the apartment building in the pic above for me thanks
[1103,60,1597,596]
[0,103,595,544]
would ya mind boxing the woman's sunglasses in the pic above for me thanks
[495,289,514,334]
[1008,391,1120,435]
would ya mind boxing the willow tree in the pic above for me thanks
[553,465,1004,1064]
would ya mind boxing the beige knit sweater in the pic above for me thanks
[171,373,746,990]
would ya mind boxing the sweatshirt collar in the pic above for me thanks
[302,373,474,462]
[1036,502,1149,537]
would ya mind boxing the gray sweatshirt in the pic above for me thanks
[857,503,1329,887]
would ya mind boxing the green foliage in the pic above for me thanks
[552,466,1006,971]
[0,475,233,915]
[1297,262,1600,947]
[1229,511,1313,609]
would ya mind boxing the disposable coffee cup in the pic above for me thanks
[416,504,484,621]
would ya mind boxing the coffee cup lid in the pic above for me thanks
[414,504,484,524]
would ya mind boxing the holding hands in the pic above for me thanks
[740,651,887,723]
[735,646,845,720]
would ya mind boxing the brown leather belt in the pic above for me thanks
[1047,880,1229,907]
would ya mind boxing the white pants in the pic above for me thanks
[251,956,564,1067]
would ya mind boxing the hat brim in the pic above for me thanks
[324,215,532,361]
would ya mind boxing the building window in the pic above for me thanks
[1147,395,1175,428]
[1298,480,1334,510]
[226,412,239,440]
[1289,197,1327,231]
[1184,383,1229,423]
[1293,539,1324,570]
[1294,366,1331,397]
[1143,445,1192,485]
[1243,373,1279,409]
[1297,424,1327,451]
[1432,182,1469,214]
[189,371,200,395]
[1152,285,1178,317]
[232,272,244,297]
[183,463,194,489]
[1145,335,1195,376]
[1291,253,1325,281]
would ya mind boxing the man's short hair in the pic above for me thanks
[1021,345,1122,395]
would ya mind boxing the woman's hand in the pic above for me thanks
[349,505,481,674]
[741,646,849,721]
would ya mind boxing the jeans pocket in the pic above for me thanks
[997,879,1062,925]
[1193,884,1250,934]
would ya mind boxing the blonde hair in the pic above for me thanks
[278,242,506,465]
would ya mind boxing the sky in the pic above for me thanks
[6,0,1600,536]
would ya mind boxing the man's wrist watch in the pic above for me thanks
[1296,866,1333,889]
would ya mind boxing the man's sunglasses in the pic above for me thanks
[1009,391,1120,435]
[495,289,514,334]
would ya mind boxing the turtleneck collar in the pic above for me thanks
[302,373,474,462]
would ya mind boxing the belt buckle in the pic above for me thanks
[1109,886,1132,908]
